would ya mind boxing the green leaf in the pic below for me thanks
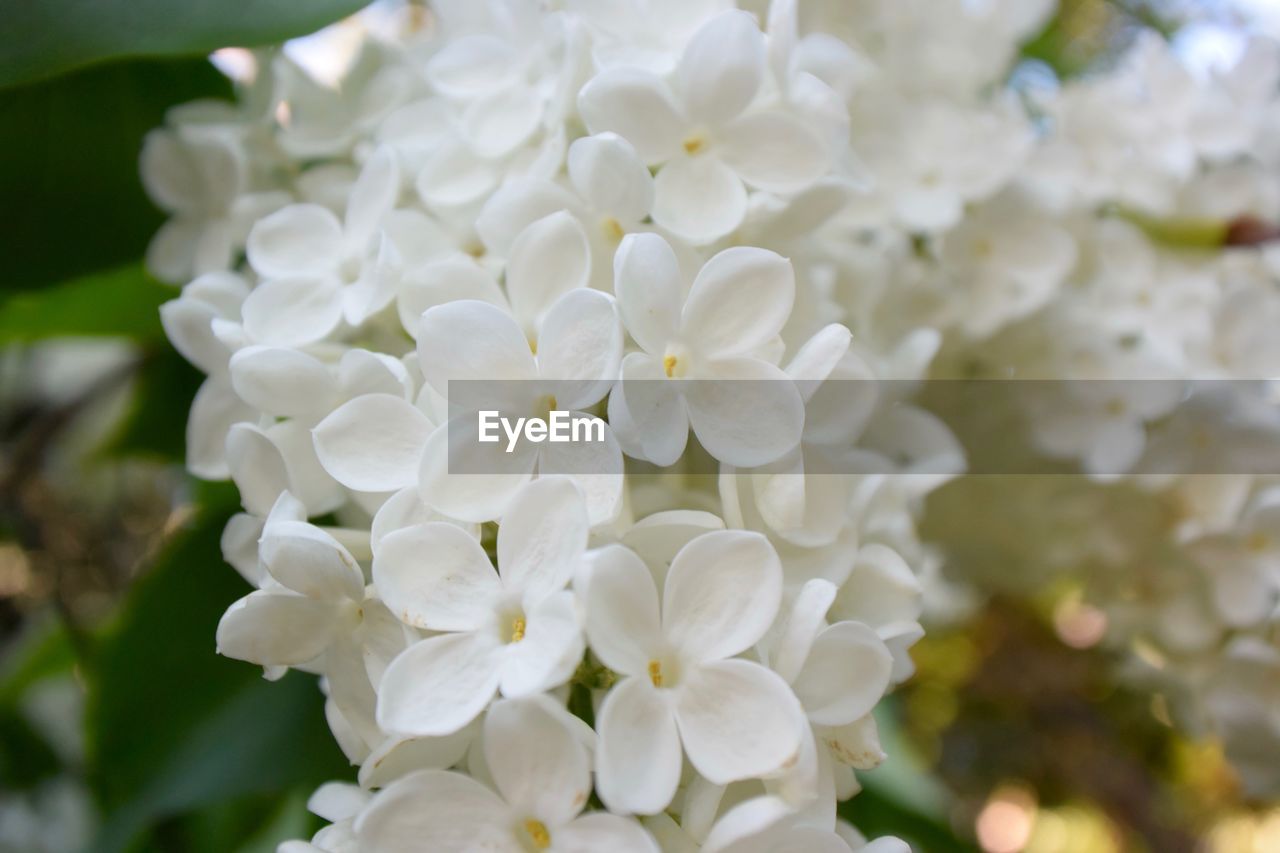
[0,57,230,291]
[101,349,204,463]
[0,0,370,89]
[86,504,350,853]
[0,265,173,344]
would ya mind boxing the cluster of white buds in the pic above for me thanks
[149,0,1280,848]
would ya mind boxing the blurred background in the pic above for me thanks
[4,1,1280,851]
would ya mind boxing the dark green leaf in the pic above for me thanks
[0,58,230,291]
[0,0,370,89]
[86,505,350,853]
[100,349,204,463]
[0,265,173,344]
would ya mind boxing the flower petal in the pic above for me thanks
[313,393,434,493]
[677,10,765,126]
[685,358,805,467]
[216,591,336,666]
[770,578,839,684]
[557,814,660,853]
[675,658,804,784]
[357,727,477,790]
[226,423,291,517]
[596,676,682,815]
[417,300,536,398]
[499,590,585,697]
[373,522,500,631]
[506,211,591,336]
[719,111,832,193]
[463,84,544,159]
[568,133,654,224]
[535,289,622,408]
[792,621,892,726]
[580,545,663,677]
[683,246,794,357]
[498,477,588,598]
[377,633,502,737]
[418,418,538,523]
[246,203,343,279]
[261,520,364,601]
[663,530,782,663]
[608,353,689,467]
[229,345,334,419]
[241,275,343,347]
[578,68,686,165]
[355,769,514,852]
[651,155,747,245]
[346,145,401,248]
[484,696,590,827]
[613,233,683,355]
[187,377,255,480]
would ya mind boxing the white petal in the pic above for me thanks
[345,146,401,249]
[580,545,663,677]
[228,345,334,419]
[613,233,683,355]
[537,427,626,526]
[719,111,831,193]
[652,155,747,245]
[355,769,515,853]
[596,676,682,815]
[578,68,686,164]
[498,477,588,598]
[608,353,689,466]
[161,295,235,376]
[307,782,370,822]
[485,696,590,826]
[675,659,804,784]
[771,578,838,684]
[677,10,765,126]
[700,795,793,853]
[558,813,660,853]
[187,378,255,480]
[792,621,892,726]
[261,520,364,601]
[683,246,795,357]
[685,359,804,467]
[226,423,291,517]
[337,348,413,400]
[568,132,654,224]
[418,418,538,523]
[426,35,519,98]
[398,258,507,340]
[373,522,501,631]
[463,85,543,159]
[476,178,581,256]
[417,300,536,398]
[785,323,852,403]
[246,204,343,279]
[216,591,336,666]
[358,728,476,790]
[821,715,885,769]
[499,590,585,697]
[416,138,499,208]
[506,211,591,335]
[832,544,922,628]
[535,290,622,408]
[313,394,433,493]
[241,275,343,347]
[377,633,503,737]
[663,530,782,663]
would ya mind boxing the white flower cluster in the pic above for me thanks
[147,0,1280,846]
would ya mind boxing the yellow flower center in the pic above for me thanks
[601,216,625,241]
[683,135,706,155]
[663,354,678,377]
[648,659,664,687]
[1247,531,1271,553]
[510,616,526,643]
[524,818,551,849]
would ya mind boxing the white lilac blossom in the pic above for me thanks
[151,0,1280,848]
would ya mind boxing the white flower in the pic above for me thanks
[608,232,805,467]
[375,477,588,736]
[580,531,805,814]
[416,291,624,523]
[356,696,658,853]
[579,10,834,243]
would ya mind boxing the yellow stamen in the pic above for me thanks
[524,819,551,849]
[683,136,705,155]
[1247,531,1271,553]
[601,217,625,241]
[648,659,663,687]
[510,616,526,643]
[663,355,678,378]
